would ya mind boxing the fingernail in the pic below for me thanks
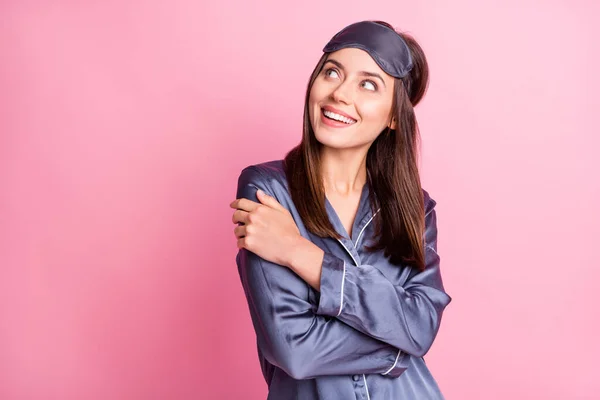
[257,189,264,196]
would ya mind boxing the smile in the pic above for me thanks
[321,108,357,125]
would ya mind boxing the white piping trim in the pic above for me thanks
[355,208,381,247]
[363,375,371,400]
[336,238,359,267]
[382,349,402,375]
[336,261,346,317]
[426,244,438,254]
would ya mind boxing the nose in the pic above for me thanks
[331,81,352,105]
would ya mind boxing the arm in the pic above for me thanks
[235,167,407,380]
[314,199,452,358]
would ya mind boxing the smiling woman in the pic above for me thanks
[231,20,451,400]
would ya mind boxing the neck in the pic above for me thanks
[320,146,368,196]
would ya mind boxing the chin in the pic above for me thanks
[313,130,354,149]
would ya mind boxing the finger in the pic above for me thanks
[233,224,246,239]
[231,209,250,224]
[256,190,285,211]
[230,198,261,212]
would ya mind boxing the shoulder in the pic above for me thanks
[237,159,286,186]
[238,159,285,181]
[422,188,437,216]
[236,159,288,200]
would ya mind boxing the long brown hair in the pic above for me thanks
[284,21,430,271]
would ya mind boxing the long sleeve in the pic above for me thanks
[316,198,452,359]
[235,167,407,380]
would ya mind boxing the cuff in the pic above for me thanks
[316,252,346,317]
[381,349,411,378]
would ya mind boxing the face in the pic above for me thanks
[308,47,396,151]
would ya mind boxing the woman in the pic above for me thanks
[230,20,452,399]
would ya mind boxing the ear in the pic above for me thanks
[388,117,397,130]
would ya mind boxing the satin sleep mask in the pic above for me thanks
[322,21,413,79]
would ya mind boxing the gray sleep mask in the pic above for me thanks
[323,21,413,78]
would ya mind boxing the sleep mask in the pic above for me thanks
[322,21,413,79]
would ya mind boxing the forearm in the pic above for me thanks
[238,249,407,380]
[286,236,325,291]
[316,248,451,357]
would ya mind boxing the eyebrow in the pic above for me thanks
[324,59,387,88]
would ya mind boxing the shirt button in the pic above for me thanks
[352,374,360,381]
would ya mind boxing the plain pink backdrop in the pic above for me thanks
[1,1,599,399]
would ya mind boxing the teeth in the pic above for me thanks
[323,110,356,124]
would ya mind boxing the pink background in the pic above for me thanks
[1,1,599,399]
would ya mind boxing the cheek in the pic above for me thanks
[308,85,320,106]
[309,78,331,104]
[360,102,391,128]
[308,86,324,120]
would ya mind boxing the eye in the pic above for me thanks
[362,80,378,91]
[325,68,340,79]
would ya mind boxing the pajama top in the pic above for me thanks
[235,160,452,400]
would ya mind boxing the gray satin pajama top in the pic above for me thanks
[235,160,452,400]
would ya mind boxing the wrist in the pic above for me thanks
[286,236,322,271]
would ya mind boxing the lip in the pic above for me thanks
[321,105,357,122]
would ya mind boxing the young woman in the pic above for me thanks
[230,20,452,400]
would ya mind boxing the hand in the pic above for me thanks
[230,189,302,268]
